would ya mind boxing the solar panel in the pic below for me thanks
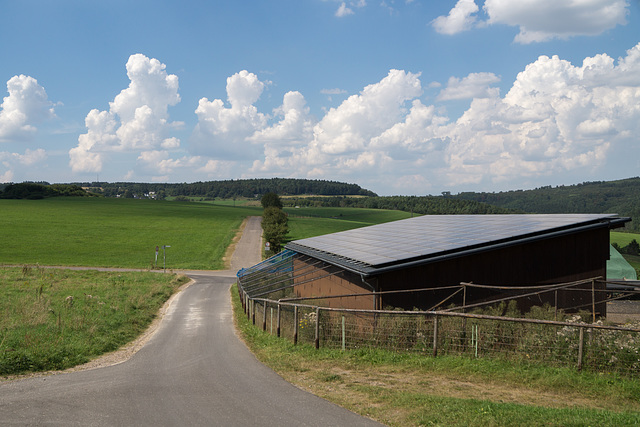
[288,214,622,269]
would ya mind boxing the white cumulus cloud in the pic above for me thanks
[191,70,267,160]
[69,54,183,173]
[483,0,629,43]
[336,3,354,17]
[0,75,55,142]
[442,42,640,187]
[432,0,479,35]
[437,72,501,101]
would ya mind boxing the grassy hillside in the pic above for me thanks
[285,207,414,242]
[0,198,260,270]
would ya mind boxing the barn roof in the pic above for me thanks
[285,214,630,276]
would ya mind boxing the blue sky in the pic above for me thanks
[1,0,639,196]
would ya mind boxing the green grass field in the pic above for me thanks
[285,207,413,241]
[0,198,261,270]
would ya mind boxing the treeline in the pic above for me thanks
[451,177,640,231]
[0,183,94,199]
[282,195,515,215]
[612,240,640,256]
[77,178,377,199]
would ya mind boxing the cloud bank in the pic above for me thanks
[4,41,640,193]
[215,43,640,193]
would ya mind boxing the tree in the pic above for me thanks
[262,206,289,253]
[261,192,283,209]
[622,239,640,256]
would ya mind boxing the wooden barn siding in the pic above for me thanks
[292,257,375,310]
[377,228,610,313]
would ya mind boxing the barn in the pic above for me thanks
[282,214,630,315]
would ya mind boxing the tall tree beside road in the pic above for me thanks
[261,192,283,209]
[262,206,288,253]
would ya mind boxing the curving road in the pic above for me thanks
[0,217,382,426]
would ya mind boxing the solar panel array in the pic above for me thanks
[289,214,619,268]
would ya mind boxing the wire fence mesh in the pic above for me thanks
[241,289,640,377]
[237,252,640,377]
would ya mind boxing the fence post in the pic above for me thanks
[262,301,267,331]
[432,314,439,357]
[577,326,584,371]
[342,315,346,351]
[294,306,298,345]
[315,307,320,350]
[251,299,255,325]
[277,303,281,338]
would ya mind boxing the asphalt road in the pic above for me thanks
[0,217,382,426]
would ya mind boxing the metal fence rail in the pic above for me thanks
[239,287,640,377]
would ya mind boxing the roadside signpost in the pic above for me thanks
[162,245,171,272]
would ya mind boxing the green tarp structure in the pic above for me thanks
[607,245,637,280]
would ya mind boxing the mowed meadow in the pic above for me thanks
[0,198,260,270]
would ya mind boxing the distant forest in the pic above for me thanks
[78,178,377,199]
[1,177,638,231]
[451,177,640,231]
[281,195,513,215]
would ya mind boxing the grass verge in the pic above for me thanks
[232,284,640,426]
[0,267,188,377]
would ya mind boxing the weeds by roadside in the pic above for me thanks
[0,267,188,376]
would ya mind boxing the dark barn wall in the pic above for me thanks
[377,228,610,314]
[292,257,375,310]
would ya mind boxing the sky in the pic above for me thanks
[1,0,639,196]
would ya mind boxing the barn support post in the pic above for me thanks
[462,284,468,350]
[554,290,558,321]
[293,306,298,345]
[314,307,321,349]
[591,279,596,323]
[577,326,585,371]
[432,314,439,357]
[262,301,267,331]
[277,303,281,338]
[247,297,251,321]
